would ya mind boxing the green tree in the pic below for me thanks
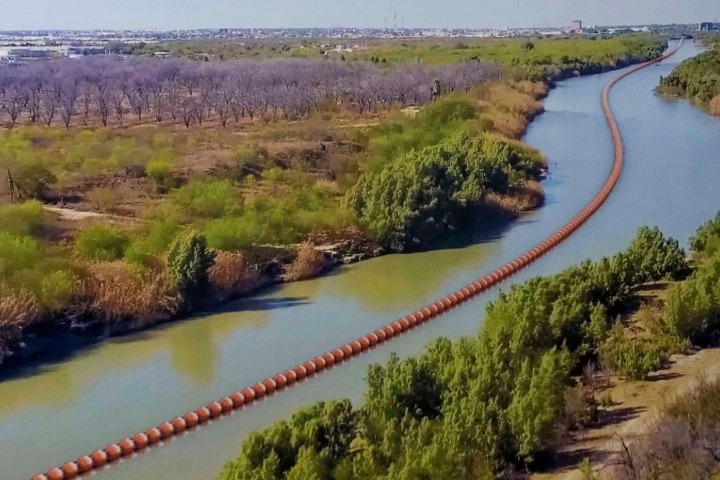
[167,231,214,310]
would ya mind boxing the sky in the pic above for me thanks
[0,0,717,30]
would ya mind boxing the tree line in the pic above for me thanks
[0,56,499,128]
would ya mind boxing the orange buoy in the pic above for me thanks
[314,356,327,370]
[219,397,234,413]
[293,365,307,380]
[350,341,362,354]
[284,370,298,384]
[105,444,122,462]
[367,333,379,346]
[273,374,288,389]
[147,426,162,444]
[262,379,277,395]
[230,392,245,408]
[158,422,175,439]
[241,388,256,402]
[303,361,317,375]
[46,468,64,480]
[331,348,344,362]
[133,432,149,450]
[61,462,79,479]
[398,319,410,331]
[252,383,267,398]
[373,328,387,343]
[118,438,135,456]
[90,450,108,468]
[322,352,335,366]
[208,401,223,417]
[184,411,200,429]
[358,337,370,350]
[441,297,452,308]
[341,344,353,357]
[383,325,395,338]
[76,456,93,473]
[32,475,48,480]
[172,416,188,432]
[195,407,211,424]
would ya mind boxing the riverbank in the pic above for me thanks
[657,40,720,115]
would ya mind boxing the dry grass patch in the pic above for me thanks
[81,261,175,328]
[209,251,261,295]
[283,243,325,282]
[710,95,720,116]
[0,286,41,336]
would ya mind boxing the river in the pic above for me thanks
[4,40,720,480]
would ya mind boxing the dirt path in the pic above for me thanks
[43,205,147,224]
[533,347,720,480]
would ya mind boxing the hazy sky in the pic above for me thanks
[0,0,717,30]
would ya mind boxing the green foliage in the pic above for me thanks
[204,188,349,250]
[38,270,78,310]
[125,220,182,266]
[690,211,720,255]
[346,131,542,251]
[0,232,40,278]
[167,231,214,309]
[220,226,689,479]
[0,200,45,237]
[74,226,131,261]
[660,48,720,102]
[12,162,57,199]
[342,35,665,78]
[625,226,687,283]
[171,179,242,219]
[599,324,665,380]
[145,159,173,190]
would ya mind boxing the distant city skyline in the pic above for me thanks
[0,0,717,31]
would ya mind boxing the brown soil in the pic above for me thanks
[533,348,720,480]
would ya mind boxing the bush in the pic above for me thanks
[74,226,131,261]
[86,187,123,213]
[11,162,57,200]
[167,231,214,309]
[0,232,40,278]
[599,325,665,380]
[0,285,41,342]
[283,243,325,281]
[208,251,259,295]
[38,270,77,310]
[0,200,45,237]
[171,179,241,219]
[82,261,175,327]
[346,131,542,251]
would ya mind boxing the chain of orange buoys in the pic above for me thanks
[32,39,683,480]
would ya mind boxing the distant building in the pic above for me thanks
[699,22,718,31]
[572,20,583,32]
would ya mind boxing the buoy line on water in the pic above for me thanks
[31,38,683,480]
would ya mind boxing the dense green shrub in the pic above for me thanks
[0,232,40,278]
[167,231,214,309]
[38,270,78,310]
[0,200,45,237]
[74,226,131,261]
[346,131,543,251]
[171,179,242,219]
[599,325,665,380]
[690,211,720,255]
[660,48,720,103]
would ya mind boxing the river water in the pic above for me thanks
[3,41,719,480]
